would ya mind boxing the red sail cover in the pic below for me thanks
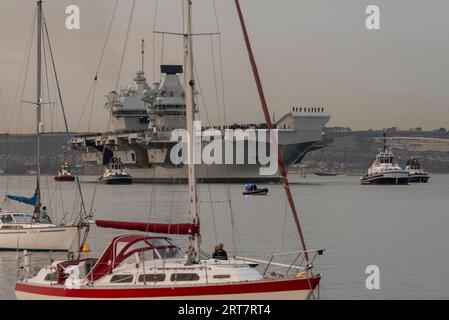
[95,220,199,235]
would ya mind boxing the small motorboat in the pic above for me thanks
[100,157,133,185]
[242,184,268,195]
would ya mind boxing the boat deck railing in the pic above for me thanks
[236,248,324,278]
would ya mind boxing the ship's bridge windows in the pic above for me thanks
[112,163,123,170]
[380,155,392,164]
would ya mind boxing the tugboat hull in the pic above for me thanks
[54,176,75,182]
[100,175,133,185]
[313,172,338,177]
[408,174,430,183]
[361,172,409,185]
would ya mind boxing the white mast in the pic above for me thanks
[34,0,43,215]
[183,0,200,265]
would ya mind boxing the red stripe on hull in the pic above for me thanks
[15,276,320,299]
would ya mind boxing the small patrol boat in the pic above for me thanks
[242,184,269,196]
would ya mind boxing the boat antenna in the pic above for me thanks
[141,39,145,73]
[234,0,309,260]
[34,0,43,216]
[383,128,387,151]
[183,0,201,265]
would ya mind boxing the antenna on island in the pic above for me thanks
[141,39,145,73]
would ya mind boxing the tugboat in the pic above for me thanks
[405,157,430,183]
[360,130,409,185]
[99,157,133,185]
[242,183,269,196]
[54,159,75,182]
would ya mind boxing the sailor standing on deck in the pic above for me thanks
[212,243,228,260]
[38,206,52,224]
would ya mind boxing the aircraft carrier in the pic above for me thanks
[70,65,331,183]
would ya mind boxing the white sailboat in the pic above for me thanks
[0,0,83,252]
[15,0,323,299]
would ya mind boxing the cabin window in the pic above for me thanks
[170,273,200,282]
[13,215,29,223]
[157,248,179,259]
[0,215,13,223]
[213,274,231,279]
[138,274,166,283]
[44,272,58,282]
[110,274,134,283]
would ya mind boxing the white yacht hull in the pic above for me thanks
[0,226,78,252]
[15,289,314,300]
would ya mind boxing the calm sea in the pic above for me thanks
[1,174,448,299]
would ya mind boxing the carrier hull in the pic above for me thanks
[71,112,331,183]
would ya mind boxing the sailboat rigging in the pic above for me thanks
[0,0,86,252]
[234,0,309,258]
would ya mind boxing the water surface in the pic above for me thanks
[1,174,448,299]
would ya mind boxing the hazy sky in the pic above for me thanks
[1,0,449,133]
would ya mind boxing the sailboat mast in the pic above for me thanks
[34,0,43,214]
[183,0,200,265]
